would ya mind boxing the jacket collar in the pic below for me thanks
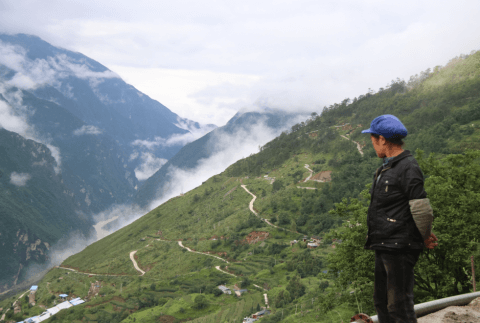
[384,149,412,168]
[375,150,412,178]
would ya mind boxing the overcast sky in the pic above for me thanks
[1,0,479,126]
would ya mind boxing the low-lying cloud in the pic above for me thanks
[0,40,119,175]
[131,120,217,151]
[73,125,103,136]
[24,203,148,287]
[148,113,307,210]
[10,172,31,186]
[134,152,168,181]
[0,89,63,174]
[0,40,119,91]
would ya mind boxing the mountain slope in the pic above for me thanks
[0,128,91,292]
[0,33,213,292]
[4,50,480,323]
[134,109,309,208]
[0,33,212,211]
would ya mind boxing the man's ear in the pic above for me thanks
[379,135,387,145]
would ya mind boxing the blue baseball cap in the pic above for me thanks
[361,114,407,139]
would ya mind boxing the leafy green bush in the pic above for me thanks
[192,295,208,309]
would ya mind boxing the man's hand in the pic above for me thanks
[424,233,438,249]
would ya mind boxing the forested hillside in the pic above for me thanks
[0,129,92,293]
[2,51,479,323]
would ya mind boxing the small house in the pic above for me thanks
[307,242,319,249]
[59,294,68,300]
[302,236,308,242]
[235,289,248,297]
[311,236,322,243]
[252,309,271,319]
[243,317,258,323]
[218,285,231,295]
[30,285,38,292]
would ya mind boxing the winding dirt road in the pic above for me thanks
[241,185,297,233]
[129,251,145,276]
[340,134,364,156]
[0,290,28,321]
[304,164,314,181]
[178,241,228,263]
[57,266,127,277]
[215,265,235,276]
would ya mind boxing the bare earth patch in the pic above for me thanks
[418,297,480,323]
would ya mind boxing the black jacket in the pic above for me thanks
[364,150,426,251]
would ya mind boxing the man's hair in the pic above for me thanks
[371,133,405,146]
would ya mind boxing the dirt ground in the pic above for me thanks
[311,171,332,182]
[245,231,270,244]
[29,291,36,305]
[418,297,480,323]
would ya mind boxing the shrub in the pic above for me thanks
[241,278,250,288]
[192,295,208,309]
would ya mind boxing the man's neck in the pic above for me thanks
[385,148,404,158]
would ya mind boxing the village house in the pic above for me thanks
[235,289,248,297]
[310,235,322,243]
[252,308,271,319]
[233,284,248,297]
[217,285,231,295]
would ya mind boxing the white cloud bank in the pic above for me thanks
[0,40,119,91]
[130,119,218,181]
[131,118,217,151]
[24,204,148,286]
[73,125,103,136]
[134,152,168,181]
[0,89,63,174]
[10,172,31,186]
[0,0,471,126]
[148,113,307,210]
[0,38,122,174]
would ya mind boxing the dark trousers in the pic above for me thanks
[374,249,421,323]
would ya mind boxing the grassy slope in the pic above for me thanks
[4,51,479,323]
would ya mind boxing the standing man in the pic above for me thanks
[362,114,438,323]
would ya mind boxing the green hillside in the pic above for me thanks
[2,50,480,323]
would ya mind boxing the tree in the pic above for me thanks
[286,275,305,300]
[241,277,250,288]
[192,295,208,310]
[278,212,289,225]
[414,149,480,299]
[322,186,374,313]
[319,280,329,292]
[272,180,284,192]
[275,289,291,307]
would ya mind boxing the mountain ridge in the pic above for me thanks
[0,33,213,293]
[2,45,480,323]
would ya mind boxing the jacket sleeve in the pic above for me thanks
[409,198,434,241]
[401,160,427,200]
[402,160,433,241]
